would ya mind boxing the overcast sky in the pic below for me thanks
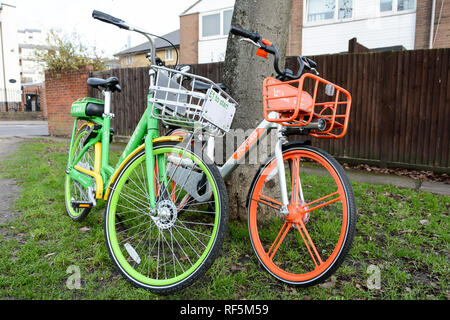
[11,0,197,57]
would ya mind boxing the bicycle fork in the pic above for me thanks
[274,128,290,216]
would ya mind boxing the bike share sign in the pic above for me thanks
[202,88,236,132]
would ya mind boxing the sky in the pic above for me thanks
[11,0,198,57]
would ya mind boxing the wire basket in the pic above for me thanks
[148,65,237,137]
[263,73,352,139]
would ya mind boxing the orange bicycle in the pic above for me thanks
[169,25,357,286]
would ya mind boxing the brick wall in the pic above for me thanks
[287,0,303,56]
[415,0,450,49]
[180,13,199,64]
[45,66,92,137]
[432,0,450,48]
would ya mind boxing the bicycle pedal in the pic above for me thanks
[71,201,94,209]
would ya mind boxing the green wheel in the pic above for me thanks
[64,124,96,221]
[104,142,228,293]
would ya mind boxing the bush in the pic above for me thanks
[36,30,107,74]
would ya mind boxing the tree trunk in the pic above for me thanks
[222,0,293,221]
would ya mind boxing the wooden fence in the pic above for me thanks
[90,49,450,173]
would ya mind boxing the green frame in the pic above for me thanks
[66,93,163,209]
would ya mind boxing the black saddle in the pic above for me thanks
[88,77,121,92]
[190,80,227,92]
[85,102,104,117]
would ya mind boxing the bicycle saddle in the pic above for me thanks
[190,80,227,92]
[88,77,121,92]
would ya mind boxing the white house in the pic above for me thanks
[0,2,21,109]
[17,28,49,84]
[302,0,417,56]
[178,0,440,64]
[180,0,235,64]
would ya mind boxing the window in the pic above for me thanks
[380,0,415,12]
[380,0,392,12]
[307,0,335,22]
[165,49,174,61]
[126,55,133,65]
[397,0,415,11]
[338,0,353,19]
[202,13,221,37]
[201,9,234,38]
[223,9,233,35]
[306,0,352,23]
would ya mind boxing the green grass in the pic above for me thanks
[0,138,448,300]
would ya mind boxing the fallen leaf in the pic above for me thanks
[79,227,90,233]
[319,276,336,289]
[44,252,56,258]
[419,219,429,225]
[399,229,413,234]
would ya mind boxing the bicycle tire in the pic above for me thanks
[248,144,356,286]
[64,124,96,221]
[104,141,228,293]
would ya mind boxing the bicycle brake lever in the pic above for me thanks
[239,38,261,48]
[311,68,320,76]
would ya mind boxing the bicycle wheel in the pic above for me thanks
[64,124,96,221]
[104,141,228,293]
[248,144,356,286]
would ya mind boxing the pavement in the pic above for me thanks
[302,166,449,196]
[0,120,49,224]
[0,120,49,137]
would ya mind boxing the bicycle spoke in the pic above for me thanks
[295,221,323,268]
[252,194,282,210]
[301,191,341,215]
[290,156,300,204]
[267,222,292,261]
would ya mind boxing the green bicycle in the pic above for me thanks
[64,11,231,293]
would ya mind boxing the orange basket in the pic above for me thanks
[262,73,352,139]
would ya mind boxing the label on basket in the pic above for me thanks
[202,88,236,132]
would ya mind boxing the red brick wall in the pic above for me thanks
[415,0,450,49]
[180,13,199,64]
[287,0,303,56]
[45,66,92,136]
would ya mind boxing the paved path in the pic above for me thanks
[0,120,50,224]
[0,120,49,137]
[302,167,450,196]
[0,137,23,224]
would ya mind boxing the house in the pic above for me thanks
[17,29,49,84]
[114,30,180,67]
[179,0,450,64]
[0,2,21,111]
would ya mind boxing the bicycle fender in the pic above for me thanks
[245,140,311,208]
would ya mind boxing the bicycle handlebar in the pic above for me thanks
[229,26,261,43]
[92,10,130,30]
[230,25,318,80]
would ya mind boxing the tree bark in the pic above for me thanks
[222,0,293,221]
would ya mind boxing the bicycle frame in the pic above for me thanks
[209,117,293,214]
[66,87,181,210]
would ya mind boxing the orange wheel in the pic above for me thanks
[248,145,356,286]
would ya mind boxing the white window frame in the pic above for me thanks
[199,7,234,41]
[165,48,174,61]
[379,0,416,15]
[125,55,133,66]
[304,0,355,26]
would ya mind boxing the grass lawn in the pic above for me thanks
[0,139,448,300]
